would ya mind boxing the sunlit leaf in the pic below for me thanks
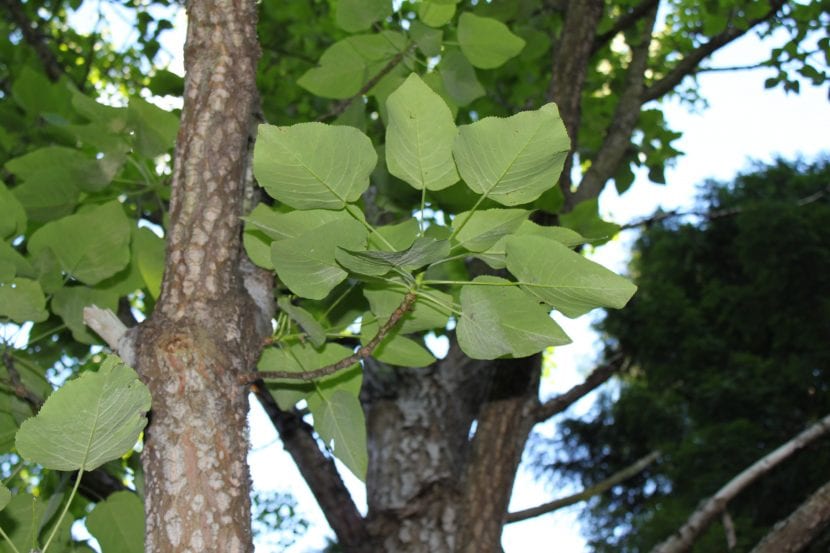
[505,235,637,318]
[254,123,377,210]
[15,355,151,471]
[457,13,525,69]
[453,103,570,206]
[385,73,459,191]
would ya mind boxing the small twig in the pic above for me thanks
[506,451,661,523]
[316,43,414,122]
[1,349,43,413]
[618,186,828,232]
[722,510,737,549]
[241,291,417,383]
[534,355,626,423]
[0,0,63,82]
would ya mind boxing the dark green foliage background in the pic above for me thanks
[540,158,830,552]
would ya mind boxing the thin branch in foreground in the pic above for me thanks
[650,412,830,553]
[506,451,661,523]
[1,349,43,412]
[242,290,417,383]
[534,355,626,423]
[749,478,830,553]
[316,44,414,122]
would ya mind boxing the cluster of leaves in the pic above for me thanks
[536,158,830,552]
[245,72,636,477]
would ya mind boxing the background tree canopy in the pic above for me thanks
[539,158,830,552]
[0,0,828,552]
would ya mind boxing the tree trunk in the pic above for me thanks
[133,1,264,552]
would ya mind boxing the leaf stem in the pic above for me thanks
[244,290,418,383]
[41,467,84,553]
[447,194,486,242]
[345,204,396,250]
[0,525,21,553]
[418,188,427,236]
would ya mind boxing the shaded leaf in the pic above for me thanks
[27,201,131,285]
[457,13,525,69]
[336,0,393,32]
[278,297,326,348]
[364,285,453,333]
[361,313,435,367]
[308,389,367,480]
[0,278,48,323]
[51,286,119,344]
[86,491,144,553]
[439,48,485,106]
[271,218,367,299]
[451,208,529,252]
[336,237,450,277]
[457,275,570,359]
[0,183,26,238]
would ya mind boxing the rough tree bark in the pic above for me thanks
[131,1,266,552]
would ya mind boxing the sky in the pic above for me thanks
[35,3,830,552]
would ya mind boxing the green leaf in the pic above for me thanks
[254,123,377,210]
[410,21,443,56]
[385,73,460,191]
[439,48,485,106]
[457,275,571,359]
[336,0,393,32]
[0,493,44,553]
[451,209,529,252]
[11,171,79,223]
[0,183,26,238]
[418,0,456,27]
[336,237,450,277]
[505,235,637,318]
[298,32,407,99]
[51,286,119,344]
[271,218,367,299]
[244,205,352,241]
[475,221,585,269]
[308,389,367,480]
[15,355,151,471]
[86,491,144,553]
[5,146,114,193]
[364,285,452,333]
[453,103,570,206]
[558,198,620,245]
[0,278,48,323]
[127,97,178,157]
[28,201,131,285]
[368,218,420,250]
[0,242,34,280]
[278,297,326,348]
[361,313,435,367]
[133,227,165,299]
[0,483,10,511]
[457,13,525,69]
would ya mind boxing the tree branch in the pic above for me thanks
[569,4,658,209]
[506,450,661,523]
[749,478,830,553]
[591,0,660,54]
[650,412,830,553]
[534,355,626,423]
[641,1,786,103]
[0,0,63,82]
[251,382,369,551]
[546,0,605,201]
[1,349,43,413]
[316,44,413,122]
[244,290,417,383]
